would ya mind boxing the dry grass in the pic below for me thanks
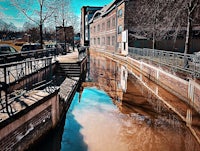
[0,40,25,51]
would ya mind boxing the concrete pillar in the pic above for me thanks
[51,95,60,128]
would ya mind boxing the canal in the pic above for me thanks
[29,53,200,151]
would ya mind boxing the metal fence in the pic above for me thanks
[0,57,56,117]
[128,47,200,78]
[0,48,58,64]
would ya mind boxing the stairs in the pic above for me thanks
[56,63,81,77]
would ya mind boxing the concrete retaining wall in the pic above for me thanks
[95,50,200,114]
[127,57,200,113]
[0,91,60,151]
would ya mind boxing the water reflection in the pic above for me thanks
[26,52,200,151]
[72,52,199,151]
[60,86,200,151]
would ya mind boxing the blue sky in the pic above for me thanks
[0,0,113,28]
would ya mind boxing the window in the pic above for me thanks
[98,37,100,45]
[102,23,105,31]
[112,17,115,27]
[97,24,100,32]
[90,27,92,33]
[112,36,115,46]
[94,38,96,45]
[118,25,122,34]
[94,26,96,33]
[90,38,93,45]
[102,37,105,45]
[118,9,123,17]
[107,36,110,45]
[107,19,110,30]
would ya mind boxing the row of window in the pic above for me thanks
[91,36,116,46]
[90,8,124,35]
[91,17,116,33]
[90,24,123,37]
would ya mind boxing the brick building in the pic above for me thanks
[81,6,102,46]
[87,0,200,53]
[89,0,130,54]
[56,26,74,44]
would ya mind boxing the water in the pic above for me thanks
[59,52,200,151]
[60,88,118,151]
[59,86,200,151]
[30,53,200,151]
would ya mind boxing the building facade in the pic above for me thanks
[56,26,74,44]
[89,0,130,53]
[88,0,200,53]
[80,6,102,46]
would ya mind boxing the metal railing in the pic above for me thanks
[128,47,200,78]
[0,57,56,118]
[0,48,58,64]
[78,46,89,60]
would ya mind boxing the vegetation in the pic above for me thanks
[127,0,200,53]
[0,0,79,47]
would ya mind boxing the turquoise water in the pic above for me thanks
[60,86,200,151]
[60,87,117,151]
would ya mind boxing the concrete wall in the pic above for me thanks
[126,57,200,113]
[0,92,60,151]
[94,49,200,114]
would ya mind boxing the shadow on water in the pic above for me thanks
[60,93,88,151]
[26,93,88,151]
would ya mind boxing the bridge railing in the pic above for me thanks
[128,47,200,78]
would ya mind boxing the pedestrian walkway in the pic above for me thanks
[56,49,79,63]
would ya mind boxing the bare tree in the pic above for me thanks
[184,0,200,54]
[128,0,200,54]
[56,0,80,32]
[11,0,57,46]
[127,0,187,49]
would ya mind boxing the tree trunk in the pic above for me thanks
[40,4,43,48]
[40,24,43,48]
[184,12,192,54]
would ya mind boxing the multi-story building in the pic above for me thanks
[88,0,200,53]
[56,26,74,44]
[89,0,129,54]
[80,6,102,46]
